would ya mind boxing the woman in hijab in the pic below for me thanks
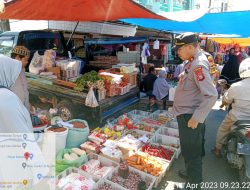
[153,70,170,101]
[220,48,241,84]
[0,54,33,132]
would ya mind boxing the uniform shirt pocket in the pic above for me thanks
[183,75,195,90]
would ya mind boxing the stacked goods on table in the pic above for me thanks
[99,71,130,97]
[29,50,82,87]
[89,56,119,69]
[54,109,181,189]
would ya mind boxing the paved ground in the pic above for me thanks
[157,100,240,190]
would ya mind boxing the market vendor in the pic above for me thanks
[147,95,159,112]
[10,46,30,111]
[0,54,33,132]
[172,33,217,190]
[142,66,157,96]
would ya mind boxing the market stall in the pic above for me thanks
[47,109,180,189]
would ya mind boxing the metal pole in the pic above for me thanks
[66,21,79,46]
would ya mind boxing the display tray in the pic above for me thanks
[56,167,96,190]
[106,166,156,190]
[150,134,181,158]
[79,152,118,181]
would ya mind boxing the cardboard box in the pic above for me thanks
[46,67,61,78]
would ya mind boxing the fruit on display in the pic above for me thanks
[126,153,165,176]
[141,144,174,161]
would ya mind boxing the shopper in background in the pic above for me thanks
[142,66,157,96]
[172,33,217,190]
[213,58,250,156]
[220,48,241,84]
[10,46,30,111]
[235,47,243,65]
[223,50,229,64]
[0,54,33,132]
[153,70,170,101]
[174,61,185,80]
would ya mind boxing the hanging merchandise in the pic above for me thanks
[153,39,160,49]
[141,42,150,64]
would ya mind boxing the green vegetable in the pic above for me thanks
[74,71,102,91]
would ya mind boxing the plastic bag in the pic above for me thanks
[85,87,99,107]
[43,49,56,69]
[29,51,44,74]
[56,149,87,175]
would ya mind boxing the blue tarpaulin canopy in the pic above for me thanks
[122,11,250,37]
[84,37,147,45]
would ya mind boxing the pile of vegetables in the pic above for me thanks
[74,71,102,91]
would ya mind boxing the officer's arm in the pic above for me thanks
[192,63,218,123]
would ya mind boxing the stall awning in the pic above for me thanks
[211,38,250,46]
[0,0,166,21]
[84,37,147,45]
[121,10,250,37]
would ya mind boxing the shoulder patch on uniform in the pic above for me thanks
[194,66,205,81]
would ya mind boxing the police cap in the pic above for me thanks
[172,32,199,51]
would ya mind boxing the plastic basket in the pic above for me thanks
[131,151,172,188]
[106,166,156,190]
[166,119,179,129]
[150,134,181,158]
[65,119,90,148]
[127,110,150,118]
[156,127,179,138]
[56,167,96,189]
[124,129,154,143]
[79,152,118,181]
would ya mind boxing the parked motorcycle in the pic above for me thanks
[222,120,250,183]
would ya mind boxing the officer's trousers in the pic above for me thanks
[177,114,205,189]
[215,113,236,149]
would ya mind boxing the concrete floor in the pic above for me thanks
[157,101,240,190]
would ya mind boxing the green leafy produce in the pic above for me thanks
[74,71,102,91]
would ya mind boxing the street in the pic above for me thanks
[159,100,239,190]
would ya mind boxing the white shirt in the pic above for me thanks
[224,78,250,120]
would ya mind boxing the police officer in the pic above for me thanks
[172,33,218,190]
